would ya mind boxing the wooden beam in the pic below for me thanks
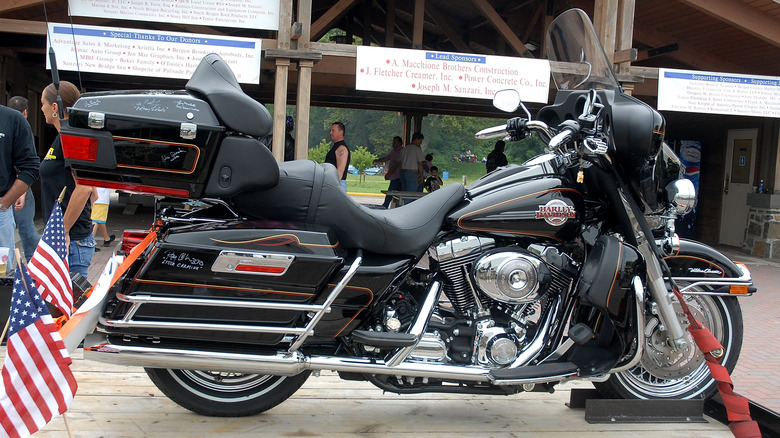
[424,5,470,52]
[470,0,531,57]
[0,18,46,35]
[412,0,425,49]
[0,0,40,14]
[632,19,744,73]
[520,2,545,47]
[311,0,361,42]
[677,0,780,49]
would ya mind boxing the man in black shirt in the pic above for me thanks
[0,105,40,274]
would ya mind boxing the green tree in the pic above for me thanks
[309,139,331,163]
[350,145,378,183]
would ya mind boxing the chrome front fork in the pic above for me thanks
[619,191,688,349]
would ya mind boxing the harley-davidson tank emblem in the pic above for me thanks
[535,199,576,226]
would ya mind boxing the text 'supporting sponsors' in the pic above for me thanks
[658,68,780,118]
[47,24,262,84]
[356,46,550,103]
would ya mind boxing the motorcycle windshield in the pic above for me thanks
[545,9,620,91]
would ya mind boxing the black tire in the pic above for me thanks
[145,368,310,417]
[595,293,742,400]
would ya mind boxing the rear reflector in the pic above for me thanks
[235,265,286,274]
[75,178,191,199]
[61,134,99,161]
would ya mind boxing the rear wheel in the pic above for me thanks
[595,292,742,399]
[145,368,310,417]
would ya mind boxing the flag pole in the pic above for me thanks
[63,411,74,438]
[1,250,26,343]
[58,186,68,203]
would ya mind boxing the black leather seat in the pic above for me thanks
[186,53,272,138]
[233,160,466,256]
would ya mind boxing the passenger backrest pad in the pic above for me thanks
[186,53,272,138]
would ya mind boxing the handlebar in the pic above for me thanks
[474,119,554,143]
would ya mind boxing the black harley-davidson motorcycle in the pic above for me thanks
[60,9,754,417]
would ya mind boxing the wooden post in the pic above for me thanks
[296,59,314,159]
[272,0,294,162]
[593,0,618,64]
[272,58,290,163]
[615,0,636,77]
[412,0,425,49]
[385,0,396,47]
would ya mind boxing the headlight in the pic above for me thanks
[665,179,696,215]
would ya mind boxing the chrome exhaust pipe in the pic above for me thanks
[83,333,492,382]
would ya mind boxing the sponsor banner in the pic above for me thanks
[47,23,262,84]
[356,46,550,103]
[658,68,780,118]
[69,0,279,30]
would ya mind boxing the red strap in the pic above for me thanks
[671,286,762,438]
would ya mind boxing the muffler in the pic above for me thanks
[82,333,491,382]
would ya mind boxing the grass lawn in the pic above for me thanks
[345,162,489,195]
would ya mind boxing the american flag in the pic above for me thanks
[28,201,73,317]
[1,263,78,438]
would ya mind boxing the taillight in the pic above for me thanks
[61,134,99,161]
[121,230,149,254]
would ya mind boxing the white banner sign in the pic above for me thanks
[69,0,279,30]
[356,47,550,103]
[658,68,780,118]
[47,24,262,84]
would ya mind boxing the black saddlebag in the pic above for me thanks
[102,222,346,345]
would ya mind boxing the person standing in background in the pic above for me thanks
[7,96,41,262]
[91,187,115,252]
[325,121,350,192]
[374,136,403,208]
[486,140,508,174]
[40,81,96,278]
[400,132,425,192]
[0,101,40,274]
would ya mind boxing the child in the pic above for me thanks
[91,187,115,250]
[424,166,443,193]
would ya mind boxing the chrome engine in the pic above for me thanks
[417,237,577,368]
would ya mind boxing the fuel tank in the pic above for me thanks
[448,171,583,243]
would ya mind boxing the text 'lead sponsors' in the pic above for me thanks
[356,46,550,103]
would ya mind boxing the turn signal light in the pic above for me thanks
[729,285,749,295]
[61,134,99,161]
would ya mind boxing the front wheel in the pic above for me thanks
[145,368,310,416]
[595,293,743,399]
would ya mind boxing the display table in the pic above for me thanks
[381,190,427,208]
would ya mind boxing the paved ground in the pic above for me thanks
[15,192,780,417]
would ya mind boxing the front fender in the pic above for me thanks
[664,238,754,295]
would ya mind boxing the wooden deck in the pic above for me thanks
[7,348,732,437]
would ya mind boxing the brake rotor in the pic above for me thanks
[639,298,706,380]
